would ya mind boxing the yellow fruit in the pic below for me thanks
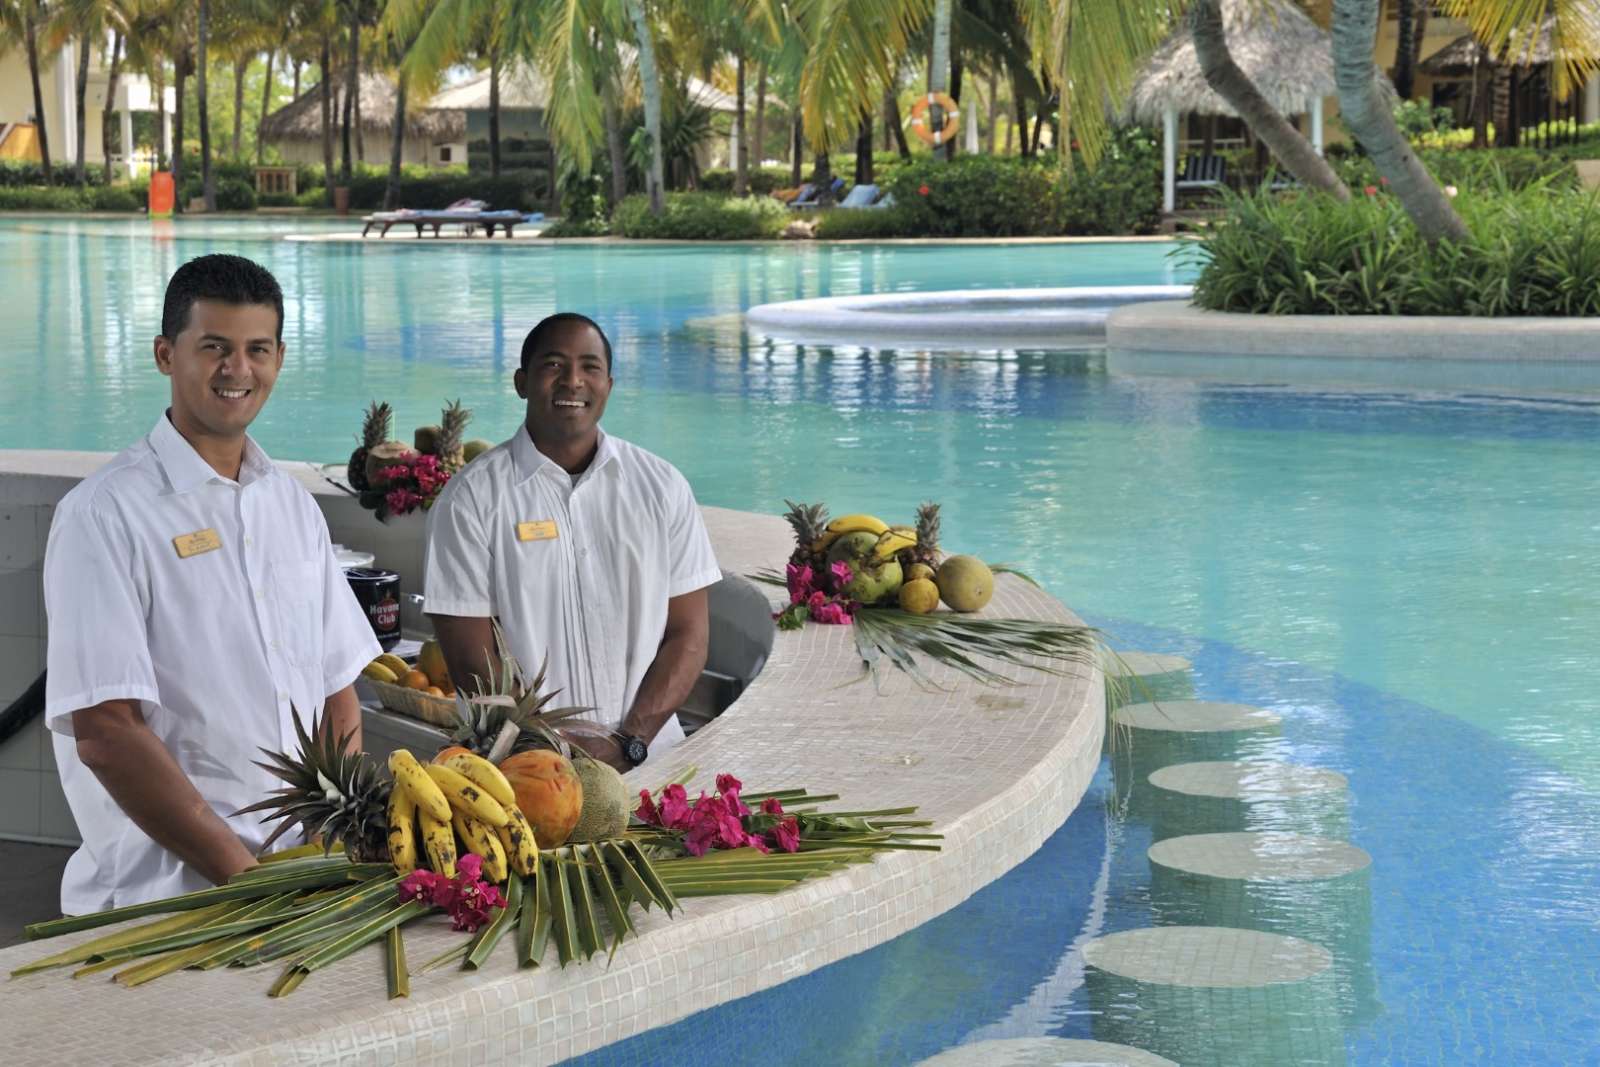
[424,762,510,828]
[463,439,494,463]
[500,750,584,847]
[403,669,431,691]
[418,808,456,877]
[452,810,508,883]
[388,750,451,822]
[898,578,940,614]
[906,562,935,583]
[496,806,540,877]
[826,513,889,536]
[433,745,474,764]
[361,661,399,684]
[567,758,632,843]
[417,641,450,689]
[444,752,517,808]
[375,653,411,677]
[425,685,445,698]
[936,555,995,613]
[386,790,418,875]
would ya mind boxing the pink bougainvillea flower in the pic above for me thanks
[398,868,444,905]
[761,796,785,816]
[657,784,695,830]
[716,774,750,816]
[807,589,827,612]
[785,562,816,603]
[1363,185,1378,197]
[635,788,662,826]
[772,816,801,853]
[829,561,853,588]
[811,601,854,626]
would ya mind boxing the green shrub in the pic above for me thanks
[886,155,1063,237]
[215,178,257,211]
[88,185,142,211]
[813,206,913,239]
[541,217,610,238]
[1188,184,1600,316]
[0,186,87,210]
[698,166,793,195]
[1334,147,1575,193]
[1058,127,1164,235]
[611,191,788,239]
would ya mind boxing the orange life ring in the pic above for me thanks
[908,92,960,147]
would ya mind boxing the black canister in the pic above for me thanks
[346,567,402,650]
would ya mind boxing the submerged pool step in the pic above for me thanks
[1148,831,1377,1023]
[1082,926,1345,1067]
[1111,700,1283,781]
[917,1037,1177,1066]
[1147,760,1350,842]
[1105,650,1194,706]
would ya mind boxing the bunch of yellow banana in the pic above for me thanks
[874,525,918,561]
[360,653,411,685]
[811,513,888,555]
[384,749,537,882]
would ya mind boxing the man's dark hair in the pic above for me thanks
[160,254,285,341]
[520,312,612,372]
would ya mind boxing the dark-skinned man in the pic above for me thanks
[423,313,720,772]
[42,254,379,913]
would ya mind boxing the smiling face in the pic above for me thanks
[154,299,285,443]
[514,318,613,449]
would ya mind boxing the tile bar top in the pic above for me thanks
[0,451,1104,1066]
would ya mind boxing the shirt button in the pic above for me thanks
[255,590,264,600]
[244,536,253,547]
[271,641,280,651]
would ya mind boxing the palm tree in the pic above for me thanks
[198,0,216,209]
[623,0,667,212]
[929,0,952,160]
[46,0,111,186]
[389,0,509,176]
[0,0,56,179]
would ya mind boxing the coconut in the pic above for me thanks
[936,555,994,612]
[364,441,413,488]
[567,757,633,842]
[463,439,494,463]
[826,530,904,605]
[413,425,443,455]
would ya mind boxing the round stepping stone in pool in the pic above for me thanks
[1148,831,1376,1023]
[917,1037,1177,1066]
[1147,761,1349,842]
[1110,701,1282,781]
[1101,651,1194,751]
[1081,926,1343,1067]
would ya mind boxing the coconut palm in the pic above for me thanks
[197,0,216,209]
[0,0,55,179]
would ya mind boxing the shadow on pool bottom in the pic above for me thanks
[564,618,1600,1067]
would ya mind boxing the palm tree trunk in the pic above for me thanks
[174,61,187,193]
[199,0,215,210]
[320,46,334,205]
[754,62,767,173]
[1394,0,1417,100]
[624,0,665,213]
[948,53,962,158]
[488,47,501,177]
[384,69,407,210]
[602,73,626,205]
[256,47,278,165]
[342,11,357,184]
[1010,70,1030,157]
[884,86,910,159]
[23,2,52,180]
[855,110,873,183]
[1191,0,1348,199]
[1332,0,1466,242]
[813,151,833,204]
[155,66,167,170]
[929,0,953,161]
[790,115,802,185]
[733,48,748,196]
[1471,58,1492,148]
[232,53,249,161]
[101,32,125,185]
[73,36,90,186]
[986,72,999,155]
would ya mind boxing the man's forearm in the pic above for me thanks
[428,613,500,695]
[75,707,256,886]
[319,684,363,754]
[623,630,709,743]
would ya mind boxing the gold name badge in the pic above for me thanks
[516,520,559,542]
[172,528,222,558]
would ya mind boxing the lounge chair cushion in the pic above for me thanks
[838,183,879,209]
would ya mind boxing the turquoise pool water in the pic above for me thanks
[3,217,1597,1064]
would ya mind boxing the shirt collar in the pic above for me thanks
[149,412,275,492]
[510,425,618,486]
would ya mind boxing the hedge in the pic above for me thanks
[611,191,789,239]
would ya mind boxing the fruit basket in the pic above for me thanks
[367,677,457,727]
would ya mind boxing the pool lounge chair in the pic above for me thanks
[1176,155,1228,194]
[789,177,848,210]
[361,200,541,238]
[836,183,879,209]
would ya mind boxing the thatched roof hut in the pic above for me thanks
[1127,0,1336,124]
[260,72,464,142]
[1420,17,1558,77]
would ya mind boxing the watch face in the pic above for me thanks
[622,736,648,766]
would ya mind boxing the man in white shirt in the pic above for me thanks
[43,254,380,913]
[424,313,721,771]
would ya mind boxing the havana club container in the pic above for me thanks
[346,567,402,650]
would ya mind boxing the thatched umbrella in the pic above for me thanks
[1127,0,1336,212]
[260,71,464,146]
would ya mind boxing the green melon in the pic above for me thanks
[826,530,904,605]
[936,555,994,612]
[567,756,633,842]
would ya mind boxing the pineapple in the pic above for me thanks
[236,712,391,861]
[346,401,393,491]
[443,624,592,761]
[782,499,829,567]
[910,501,943,568]
[437,399,472,472]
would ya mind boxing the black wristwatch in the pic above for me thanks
[616,731,648,768]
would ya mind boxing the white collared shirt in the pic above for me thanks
[43,414,380,914]
[423,428,722,760]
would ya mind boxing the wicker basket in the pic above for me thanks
[368,678,457,729]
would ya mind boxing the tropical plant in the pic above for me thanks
[0,0,54,178]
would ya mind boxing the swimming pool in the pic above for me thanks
[2,217,1596,1064]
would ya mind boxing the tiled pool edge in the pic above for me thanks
[0,453,1104,1065]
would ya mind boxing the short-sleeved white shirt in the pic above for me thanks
[43,414,381,914]
[423,428,722,760]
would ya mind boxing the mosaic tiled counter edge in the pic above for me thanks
[0,455,1104,1066]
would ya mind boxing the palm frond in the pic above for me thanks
[852,608,1103,689]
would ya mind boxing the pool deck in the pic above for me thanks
[0,452,1104,1065]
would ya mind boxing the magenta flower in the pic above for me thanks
[761,796,785,816]
[829,560,853,589]
[771,816,801,853]
[398,852,506,932]
[656,784,695,830]
[811,601,854,626]
[635,788,661,825]
[785,562,816,603]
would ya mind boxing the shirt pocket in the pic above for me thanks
[269,558,324,670]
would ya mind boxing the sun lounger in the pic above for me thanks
[837,183,879,209]
[1176,155,1227,193]
[361,203,540,239]
[789,177,848,210]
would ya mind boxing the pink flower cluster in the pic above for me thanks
[635,773,800,857]
[778,561,858,626]
[373,453,452,518]
[397,853,507,932]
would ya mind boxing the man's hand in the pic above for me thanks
[572,733,630,773]
[73,700,258,885]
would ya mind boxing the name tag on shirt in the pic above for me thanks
[516,520,559,542]
[172,528,222,558]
